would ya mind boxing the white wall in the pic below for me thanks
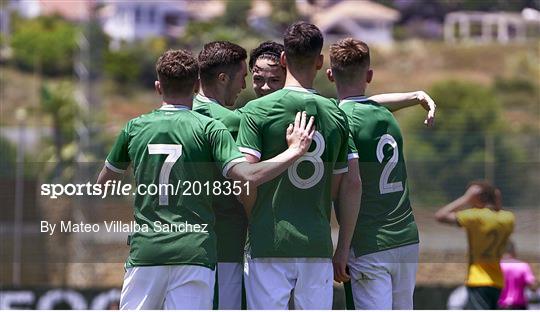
[102,2,186,44]
[11,0,41,18]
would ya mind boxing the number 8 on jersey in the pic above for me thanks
[288,131,325,189]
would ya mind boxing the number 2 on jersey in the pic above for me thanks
[376,134,403,194]
[148,144,183,205]
[288,131,325,189]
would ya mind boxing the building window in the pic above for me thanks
[149,7,156,24]
[135,6,141,23]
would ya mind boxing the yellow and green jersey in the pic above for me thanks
[193,94,247,263]
[106,104,245,269]
[339,97,419,256]
[236,86,350,258]
[457,208,515,288]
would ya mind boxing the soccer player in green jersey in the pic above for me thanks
[326,38,434,309]
[192,41,248,310]
[96,49,317,310]
[236,22,362,309]
[248,41,436,124]
[194,39,436,309]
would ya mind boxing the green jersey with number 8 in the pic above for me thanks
[339,97,419,257]
[106,105,245,269]
[236,86,350,258]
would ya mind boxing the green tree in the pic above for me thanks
[11,15,78,76]
[0,136,17,177]
[403,80,526,206]
[104,48,142,87]
[494,51,540,116]
[271,0,300,32]
[38,81,113,183]
[39,82,78,182]
[104,37,168,90]
[85,20,109,80]
[222,0,251,28]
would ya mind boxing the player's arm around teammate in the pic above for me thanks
[96,109,315,310]
[228,111,315,186]
[95,48,317,310]
[98,111,316,190]
[368,91,437,127]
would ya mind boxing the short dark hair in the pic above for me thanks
[249,41,284,70]
[283,22,323,69]
[155,49,199,97]
[198,41,247,86]
[329,38,370,83]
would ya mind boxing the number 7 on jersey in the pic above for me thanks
[148,144,183,205]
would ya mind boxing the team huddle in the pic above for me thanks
[97,21,440,310]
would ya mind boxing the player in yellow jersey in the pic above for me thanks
[435,181,515,309]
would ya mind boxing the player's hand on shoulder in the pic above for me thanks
[416,91,436,128]
[286,111,316,156]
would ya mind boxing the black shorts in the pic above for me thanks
[465,286,501,310]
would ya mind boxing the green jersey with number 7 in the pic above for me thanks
[106,105,245,269]
[339,97,419,257]
[236,86,350,258]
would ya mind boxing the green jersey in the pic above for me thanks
[106,104,245,269]
[193,94,242,138]
[236,86,350,258]
[192,94,247,263]
[339,97,419,257]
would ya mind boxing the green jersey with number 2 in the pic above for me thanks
[106,105,245,269]
[236,86,350,258]
[339,97,419,257]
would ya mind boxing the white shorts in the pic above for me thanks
[244,255,333,309]
[217,262,243,310]
[347,243,419,310]
[120,265,215,310]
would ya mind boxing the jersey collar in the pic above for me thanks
[195,93,220,105]
[339,95,369,107]
[284,86,318,94]
[159,103,190,111]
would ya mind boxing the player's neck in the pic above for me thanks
[336,85,367,100]
[285,70,315,89]
[199,87,225,106]
[161,96,193,108]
